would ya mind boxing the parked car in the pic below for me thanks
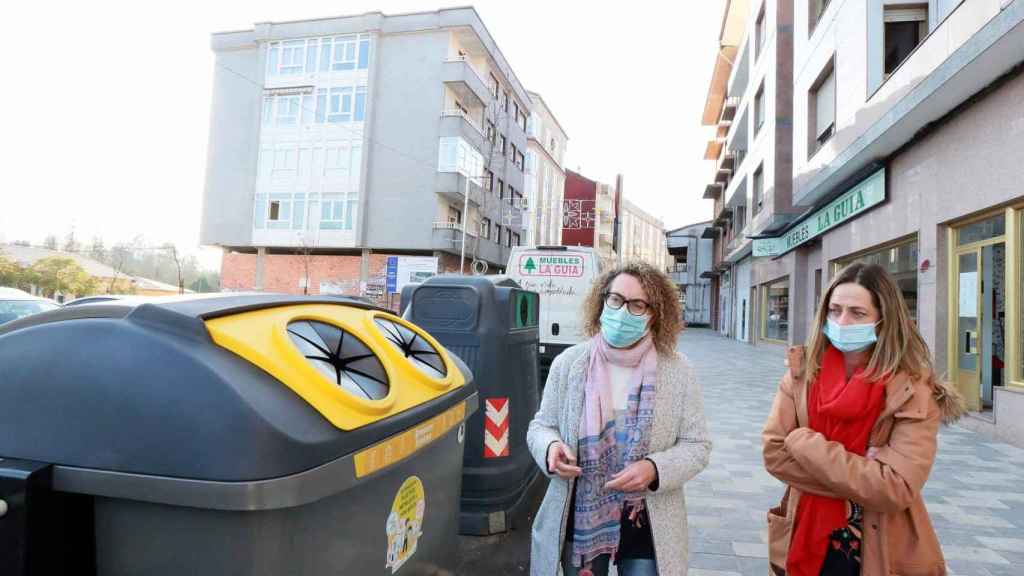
[0,288,61,325]
[64,295,130,306]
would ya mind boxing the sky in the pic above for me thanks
[0,0,722,270]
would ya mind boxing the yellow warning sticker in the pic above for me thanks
[354,401,466,478]
[386,476,425,573]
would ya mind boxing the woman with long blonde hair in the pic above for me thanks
[528,261,711,576]
[763,263,964,576]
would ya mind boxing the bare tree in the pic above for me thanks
[295,231,317,295]
[107,242,132,293]
[63,227,81,253]
[162,243,185,295]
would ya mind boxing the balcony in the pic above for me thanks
[436,172,486,209]
[703,183,723,200]
[668,263,689,285]
[440,109,485,146]
[720,96,740,123]
[442,57,491,107]
[431,222,510,267]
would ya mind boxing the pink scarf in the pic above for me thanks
[571,334,658,567]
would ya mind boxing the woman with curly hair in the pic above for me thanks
[527,261,711,576]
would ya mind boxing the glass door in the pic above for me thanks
[956,250,981,411]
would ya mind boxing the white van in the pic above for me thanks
[506,246,604,383]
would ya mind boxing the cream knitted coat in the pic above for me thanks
[527,341,712,576]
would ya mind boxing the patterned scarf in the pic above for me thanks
[571,333,658,568]
[787,345,887,576]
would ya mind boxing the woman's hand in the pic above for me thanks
[604,460,657,493]
[547,441,582,479]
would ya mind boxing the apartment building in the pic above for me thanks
[702,0,799,343]
[748,0,1024,443]
[667,222,715,326]
[524,92,568,247]
[620,199,669,270]
[201,8,530,302]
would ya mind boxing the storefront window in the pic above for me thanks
[958,214,1005,246]
[763,278,789,342]
[835,240,918,322]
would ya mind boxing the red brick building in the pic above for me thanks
[561,170,598,247]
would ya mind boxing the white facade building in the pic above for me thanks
[619,199,668,269]
[524,91,568,247]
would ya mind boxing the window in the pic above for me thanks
[320,195,355,230]
[834,239,919,321]
[328,87,353,123]
[267,35,369,77]
[266,195,293,229]
[354,86,367,121]
[809,0,831,34]
[500,134,508,157]
[814,268,823,307]
[762,277,789,342]
[513,101,519,121]
[328,36,359,71]
[496,224,503,245]
[808,58,836,156]
[755,4,767,59]
[511,144,518,165]
[486,121,496,144]
[438,137,484,185]
[497,178,504,199]
[513,232,521,247]
[275,96,300,126]
[503,91,510,113]
[448,206,462,224]
[507,186,516,206]
[754,83,766,134]
[488,73,499,98]
[516,150,525,171]
[517,110,528,131]
[736,205,747,233]
[752,164,764,215]
[484,168,494,191]
[957,214,1006,246]
[884,6,928,77]
[481,218,492,240]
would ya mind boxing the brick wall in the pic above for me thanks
[220,251,465,310]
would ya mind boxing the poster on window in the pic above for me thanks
[958,272,977,318]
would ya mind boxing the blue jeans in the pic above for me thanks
[560,552,659,576]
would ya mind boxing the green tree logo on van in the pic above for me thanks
[523,257,537,274]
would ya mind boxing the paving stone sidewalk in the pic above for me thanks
[678,328,1024,576]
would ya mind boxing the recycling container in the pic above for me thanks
[0,294,477,576]
[402,276,541,535]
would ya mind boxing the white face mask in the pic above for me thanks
[824,318,879,352]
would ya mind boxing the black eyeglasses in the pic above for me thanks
[604,291,651,316]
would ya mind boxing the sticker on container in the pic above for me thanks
[385,476,426,574]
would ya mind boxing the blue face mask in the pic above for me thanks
[824,318,879,352]
[600,304,650,348]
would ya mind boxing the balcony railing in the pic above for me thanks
[441,108,484,137]
[444,55,491,93]
[433,221,463,232]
